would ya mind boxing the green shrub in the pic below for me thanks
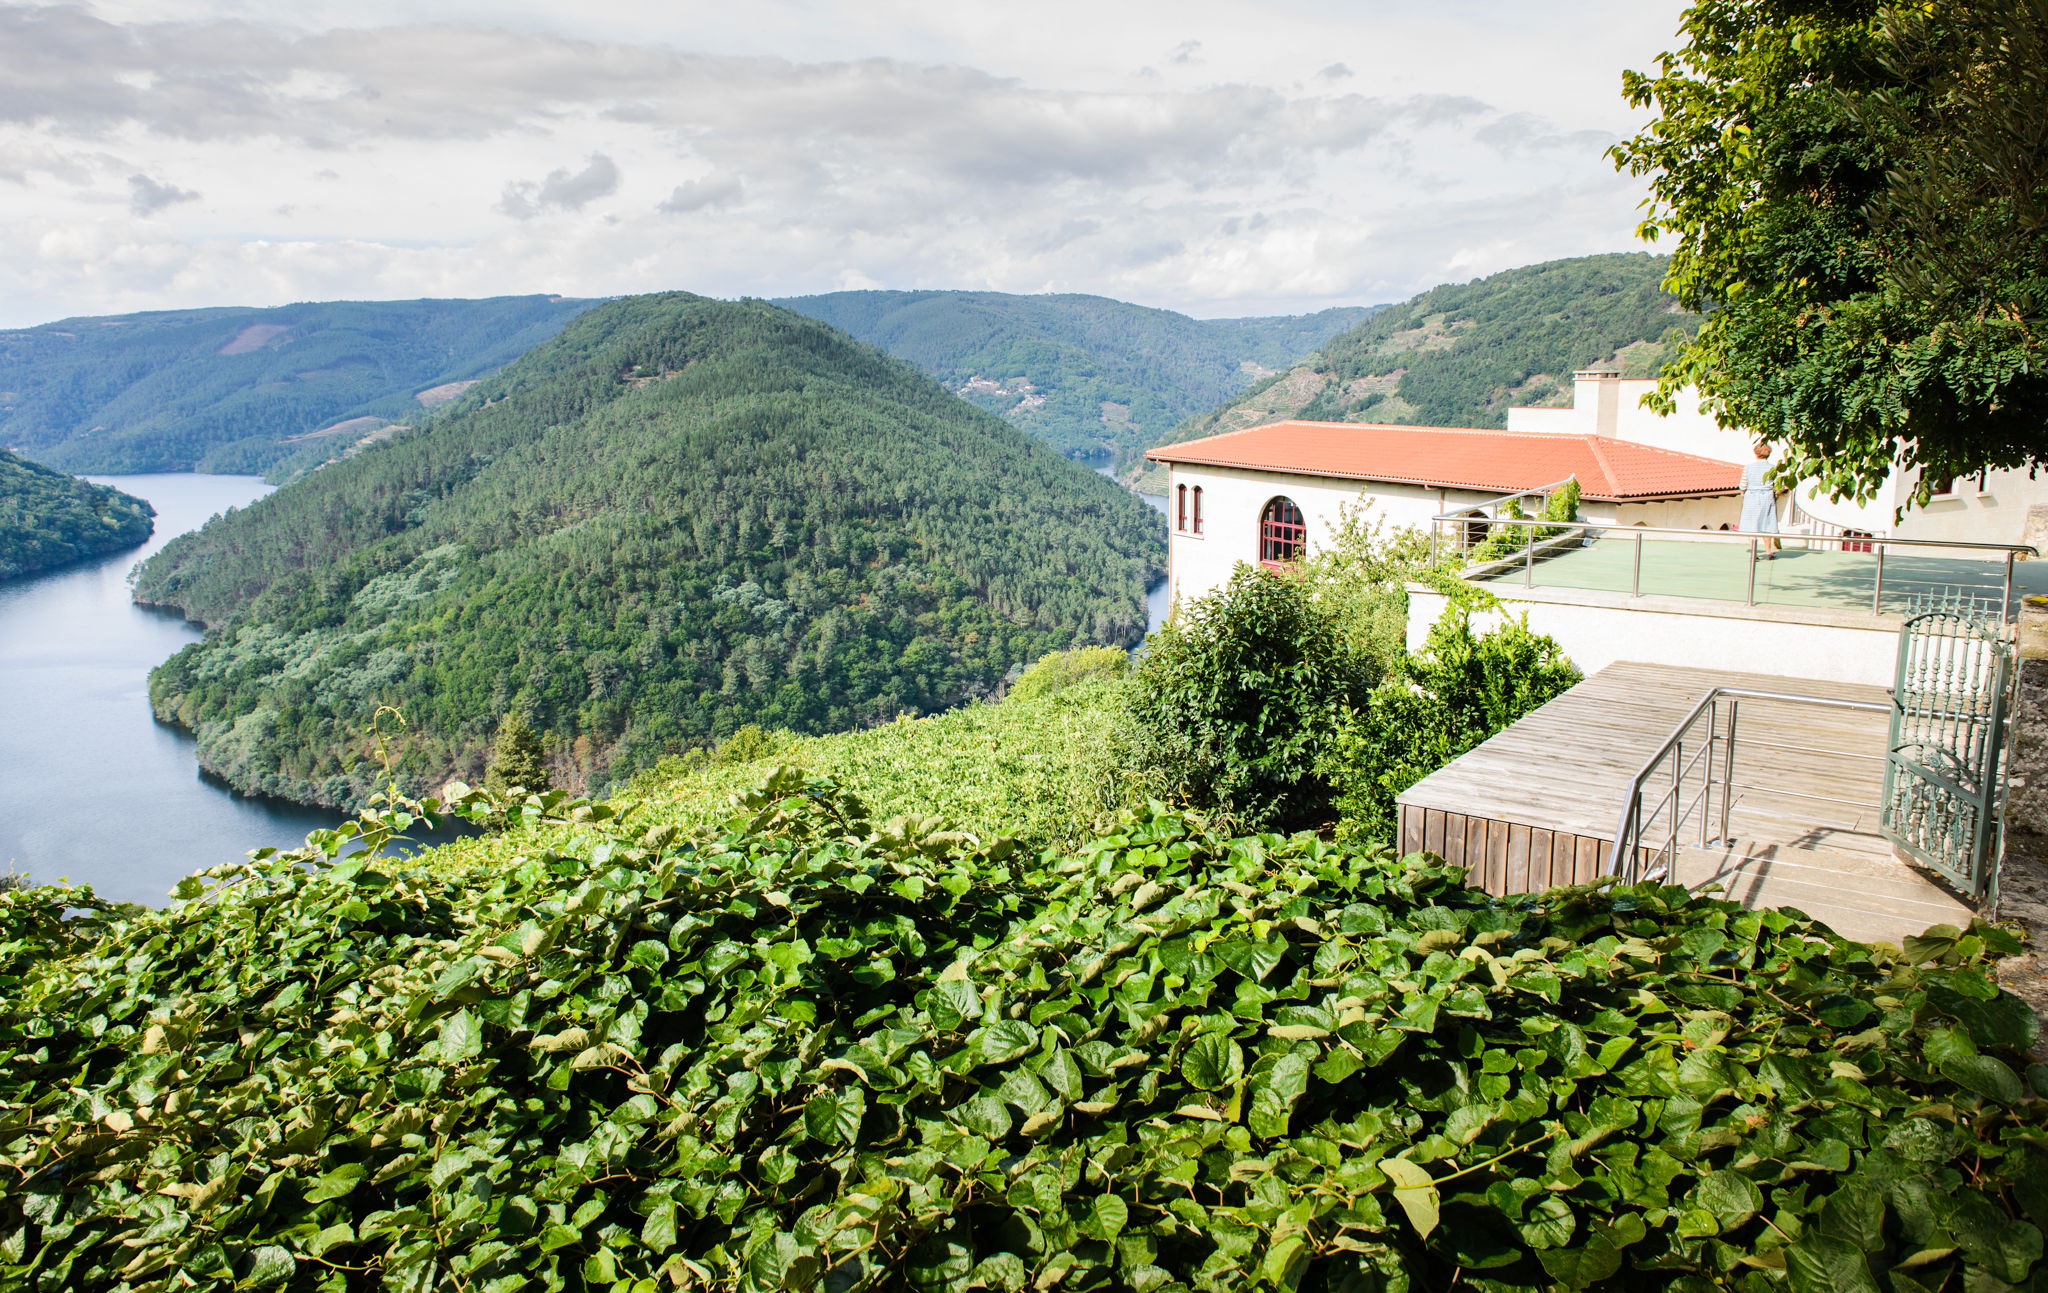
[1125,566,1374,829]
[3,779,2039,1291]
[1005,645,1129,702]
[1323,607,1581,843]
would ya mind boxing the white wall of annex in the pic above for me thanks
[1507,376,1753,464]
[1405,586,1901,688]
[1164,463,1488,610]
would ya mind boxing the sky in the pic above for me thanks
[0,0,1688,327]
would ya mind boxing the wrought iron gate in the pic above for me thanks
[1879,593,2012,897]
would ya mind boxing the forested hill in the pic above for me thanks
[0,295,597,475]
[776,290,1377,462]
[132,292,1165,809]
[0,448,154,580]
[1156,253,1700,457]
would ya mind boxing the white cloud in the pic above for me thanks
[126,171,198,215]
[498,153,621,219]
[0,0,1689,325]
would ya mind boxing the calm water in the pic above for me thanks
[0,475,344,905]
[1093,460,1170,633]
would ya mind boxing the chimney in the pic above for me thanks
[1573,368,1623,438]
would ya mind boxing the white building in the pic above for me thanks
[1509,369,2048,548]
[1145,419,1744,610]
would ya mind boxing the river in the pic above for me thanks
[0,468,1169,906]
[0,475,346,905]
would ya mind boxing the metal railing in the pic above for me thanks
[1427,507,2038,620]
[1607,687,1892,883]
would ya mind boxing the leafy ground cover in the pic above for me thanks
[427,671,1143,871]
[2,777,2040,1292]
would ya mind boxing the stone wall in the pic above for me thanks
[1996,593,2048,1057]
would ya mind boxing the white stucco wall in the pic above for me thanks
[1164,463,1499,610]
[1506,375,1755,464]
[1406,585,1903,688]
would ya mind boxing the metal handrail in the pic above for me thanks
[1428,510,2037,619]
[1606,686,1892,882]
[1428,511,2037,556]
[1427,477,1578,563]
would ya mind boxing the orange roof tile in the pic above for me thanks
[1144,420,1741,501]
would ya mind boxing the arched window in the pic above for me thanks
[1259,496,1306,568]
[1192,486,1204,534]
[1458,509,1487,551]
[1176,484,1187,532]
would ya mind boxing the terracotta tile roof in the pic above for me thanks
[1145,420,1742,501]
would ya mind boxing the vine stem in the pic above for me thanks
[1426,1126,1560,1187]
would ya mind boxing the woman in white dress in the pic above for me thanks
[1741,441,1783,554]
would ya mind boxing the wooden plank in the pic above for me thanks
[1400,806,1424,857]
[1548,833,1572,883]
[1424,809,1446,858]
[1575,835,1604,884]
[1506,825,1531,893]
[1528,828,1554,889]
[1486,819,1510,896]
[1442,813,1469,869]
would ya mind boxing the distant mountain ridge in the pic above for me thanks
[1152,254,1701,475]
[0,448,154,580]
[775,290,1379,463]
[133,292,1165,809]
[0,295,599,475]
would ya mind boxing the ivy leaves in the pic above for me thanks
[0,775,2042,1292]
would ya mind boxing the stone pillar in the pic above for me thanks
[2009,596,2048,837]
[1997,595,2048,1053]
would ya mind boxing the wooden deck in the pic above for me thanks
[1395,661,1978,944]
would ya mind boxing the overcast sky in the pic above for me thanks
[1,1,1688,327]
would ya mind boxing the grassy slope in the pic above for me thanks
[424,677,1140,876]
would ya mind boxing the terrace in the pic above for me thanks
[1463,524,2048,618]
[1408,486,2041,687]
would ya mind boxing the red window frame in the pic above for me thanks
[1192,485,1204,534]
[1176,484,1187,531]
[1259,496,1306,568]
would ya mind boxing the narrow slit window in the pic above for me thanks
[1192,486,1204,534]
[1176,484,1187,531]
[1259,496,1306,567]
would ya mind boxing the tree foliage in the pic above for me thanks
[1611,0,2048,503]
[0,296,597,474]
[0,448,154,581]
[131,293,1164,810]
[484,712,552,797]
[1322,610,1583,843]
[1125,568,1375,831]
[1,777,2040,1291]
[1158,254,1700,454]
[779,291,1376,462]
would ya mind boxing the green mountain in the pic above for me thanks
[1155,253,1701,464]
[0,448,153,580]
[0,295,599,475]
[132,292,1165,809]
[775,290,1377,462]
